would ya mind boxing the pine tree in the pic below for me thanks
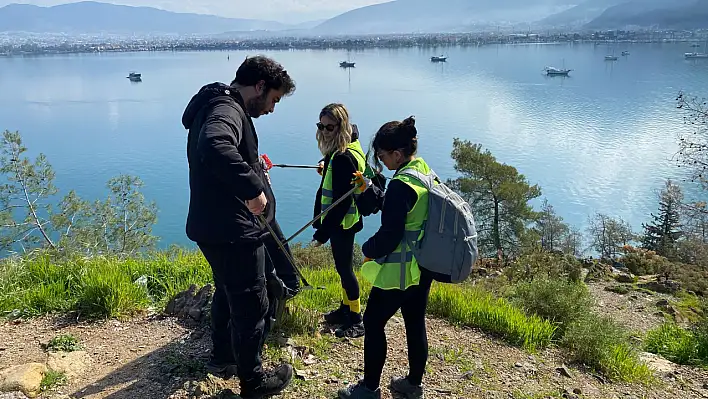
[642,180,683,257]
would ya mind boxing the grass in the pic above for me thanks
[40,369,67,392]
[645,321,708,367]
[0,246,655,383]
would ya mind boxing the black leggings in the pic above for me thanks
[363,273,433,390]
[330,226,359,301]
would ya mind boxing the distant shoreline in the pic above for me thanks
[1,31,704,57]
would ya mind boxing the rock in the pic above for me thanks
[639,352,676,373]
[165,284,214,322]
[192,374,227,397]
[0,363,47,398]
[639,280,681,295]
[460,371,474,380]
[514,362,523,368]
[556,365,573,378]
[581,383,601,396]
[0,392,28,399]
[573,388,582,395]
[615,272,636,284]
[703,382,708,390]
[47,351,92,380]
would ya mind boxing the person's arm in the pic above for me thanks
[313,153,356,244]
[362,179,418,259]
[197,103,264,201]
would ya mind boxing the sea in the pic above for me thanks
[0,42,706,249]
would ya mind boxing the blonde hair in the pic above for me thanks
[317,103,353,156]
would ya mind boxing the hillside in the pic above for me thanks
[584,0,703,29]
[0,1,288,35]
[314,0,578,35]
[539,0,626,28]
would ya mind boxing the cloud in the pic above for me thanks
[0,0,390,22]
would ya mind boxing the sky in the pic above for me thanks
[0,0,391,23]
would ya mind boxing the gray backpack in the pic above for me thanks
[398,168,479,283]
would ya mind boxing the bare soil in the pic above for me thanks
[1,283,708,399]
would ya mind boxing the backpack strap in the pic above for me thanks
[396,168,439,190]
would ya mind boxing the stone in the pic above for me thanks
[639,352,676,373]
[556,365,573,378]
[0,392,28,399]
[0,363,47,398]
[615,272,635,284]
[47,351,92,380]
[165,284,214,322]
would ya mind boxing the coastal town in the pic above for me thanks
[1,29,707,56]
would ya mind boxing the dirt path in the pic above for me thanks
[1,307,707,399]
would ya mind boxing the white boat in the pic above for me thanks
[604,55,618,61]
[685,52,708,59]
[127,71,142,80]
[621,51,630,56]
[430,55,447,62]
[544,66,571,76]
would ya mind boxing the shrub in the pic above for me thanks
[619,246,671,276]
[509,279,593,335]
[645,319,708,366]
[504,251,583,283]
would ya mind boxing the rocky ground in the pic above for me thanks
[1,282,707,399]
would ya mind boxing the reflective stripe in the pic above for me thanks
[322,188,333,198]
[322,203,358,215]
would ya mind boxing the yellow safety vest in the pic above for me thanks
[320,140,366,230]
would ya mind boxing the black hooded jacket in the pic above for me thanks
[182,82,276,244]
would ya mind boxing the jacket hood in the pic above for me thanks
[182,82,237,130]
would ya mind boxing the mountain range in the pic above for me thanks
[0,0,707,36]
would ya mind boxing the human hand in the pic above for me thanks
[363,257,373,263]
[317,161,324,176]
[246,192,268,215]
[264,171,271,186]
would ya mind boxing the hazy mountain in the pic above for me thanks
[0,1,289,35]
[314,0,579,35]
[539,0,626,27]
[584,0,700,29]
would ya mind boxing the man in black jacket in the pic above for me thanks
[181,55,296,399]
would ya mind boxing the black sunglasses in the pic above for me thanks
[316,122,337,132]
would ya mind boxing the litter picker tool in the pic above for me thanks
[260,154,320,170]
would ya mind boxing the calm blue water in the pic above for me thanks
[0,43,706,249]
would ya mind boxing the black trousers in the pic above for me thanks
[363,273,433,390]
[330,226,359,302]
[198,241,268,382]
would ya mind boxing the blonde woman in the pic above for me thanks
[311,103,366,338]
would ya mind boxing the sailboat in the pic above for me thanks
[544,59,571,76]
[605,38,618,61]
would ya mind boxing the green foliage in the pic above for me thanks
[641,180,683,258]
[586,213,635,259]
[503,250,583,283]
[427,283,556,351]
[46,334,81,352]
[561,314,652,382]
[509,278,593,336]
[0,130,158,256]
[447,139,541,260]
[645,320,708,367]
[618,246,671,276]
[534,199,584,256]
[40,369,67,392]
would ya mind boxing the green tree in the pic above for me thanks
[675,91,708,187]
[448,139,541,261]
[535,198,569,252]
[586,213,634,259]
[641,179,683,258]
[0,130,158,255]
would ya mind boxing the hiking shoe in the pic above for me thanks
[390,376,424,399]
[324,302,349,325]
[338,381,381,399]
[240,364,293,399]
[335,311,365,338]
[204,360,238,379]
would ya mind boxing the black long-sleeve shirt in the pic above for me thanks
[361,166,418,260]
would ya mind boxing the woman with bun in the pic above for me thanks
[338,116,433,399]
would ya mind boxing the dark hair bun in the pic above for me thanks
[400,116,417,138]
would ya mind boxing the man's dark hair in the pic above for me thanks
[231,55,296,96]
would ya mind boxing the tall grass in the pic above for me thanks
[645,321,708,367]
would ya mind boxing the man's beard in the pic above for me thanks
[246,91,268,118]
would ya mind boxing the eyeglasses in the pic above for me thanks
[316,122,337,132]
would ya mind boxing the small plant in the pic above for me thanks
[645,319,708,367]
[605,284,632,295]
[40,369,67,392]
[46,334,81,352]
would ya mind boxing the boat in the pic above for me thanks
[621,50,630,56]
[430,55,447,62]
[604,55,618,61]
[685,37,708,59]
[127,72,142,81]
[691,43,701,47]
[339,61,355,68]
[544,66,571,76]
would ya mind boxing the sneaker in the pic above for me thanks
[390,376,424,399]
[324,302,349,325]
[335,311,365,338]
[240,364,293,399]
[338,381,381,399]
[204,359,238,379]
